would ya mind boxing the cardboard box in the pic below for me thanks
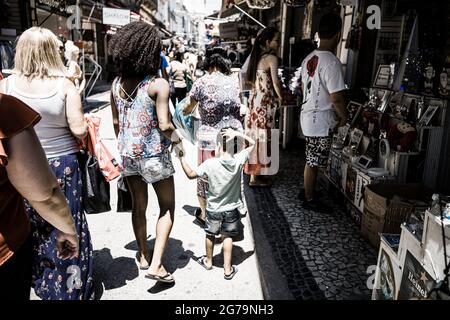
[361,207,385,247]
[362,184,432,248]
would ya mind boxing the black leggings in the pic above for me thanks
[171,87,188,106]
[0,235,32,300]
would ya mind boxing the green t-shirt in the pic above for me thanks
[195,150,249,213]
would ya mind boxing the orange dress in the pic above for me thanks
[244,70,278,176]
[0,94,40,266]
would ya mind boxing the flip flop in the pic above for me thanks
[195,256,213,270]
[224,266,238,280]
[145,272,175,283]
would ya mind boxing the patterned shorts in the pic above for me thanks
[121,152,175,184]
[305,136,332,168]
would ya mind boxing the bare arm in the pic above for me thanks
[223,129,256,154]
[148,78,182,142]
[5,128,77,236]
[110,91,120,138]
[65,79,87,139]
[0,78,6,94]
[330,91,348,127]
[183,96,198,116]
[179,156,199,180]
[77,78,86,95]
[268,55,283,102]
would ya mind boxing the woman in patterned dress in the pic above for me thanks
[245,27,283,187]
[0,27,93,300]
[109,22,183,283]
[183,47,243,225]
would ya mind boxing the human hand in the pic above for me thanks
[221,128,238,142]
[173,140,185,158]
[56,231,79,260]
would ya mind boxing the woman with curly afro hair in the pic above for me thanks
[109,21,184,283]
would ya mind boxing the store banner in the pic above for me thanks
[102,8,131,26]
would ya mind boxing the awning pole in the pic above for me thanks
[231,4,266,29]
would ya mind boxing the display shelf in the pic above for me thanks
[374,209,450,299]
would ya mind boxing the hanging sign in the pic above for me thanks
[102,8,130,26]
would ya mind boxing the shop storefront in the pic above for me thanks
[217,0,450,299]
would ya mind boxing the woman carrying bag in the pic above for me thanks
[0,27,94,300]
[109,22,183,282]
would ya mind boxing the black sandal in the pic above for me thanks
[224,266,238,280]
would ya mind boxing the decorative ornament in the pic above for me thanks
[423,62,435,96]
[438,68,449,97]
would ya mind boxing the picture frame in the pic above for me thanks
[373,65,392,88]
[350,128,364,149]
[369,88,392,112]
[419,105,439,127]
[347,101,364,127]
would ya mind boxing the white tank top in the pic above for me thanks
[6,75,80,158]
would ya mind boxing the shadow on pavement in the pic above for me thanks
[147,281,176,294]
[93,248,139,300]
[124,237,190,275]
[182,205,199,217]
[187,246,254,269]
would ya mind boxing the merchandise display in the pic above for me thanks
[320,86,447,228]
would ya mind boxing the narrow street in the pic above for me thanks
[74,91,377,300]
[82,91,264,300]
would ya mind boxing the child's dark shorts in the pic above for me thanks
[205,209,241,237]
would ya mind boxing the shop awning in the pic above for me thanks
[220,1,249,19]
[219,0,266,28]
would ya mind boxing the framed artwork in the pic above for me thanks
[350,128,364,150]
[419,105,439,127]
[347,101,364,127]
[369,88,392,112]
[373,65,392,88]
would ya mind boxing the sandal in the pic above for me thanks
[145,272,175,283]
[224,266,238,280]
[195,255,213,270]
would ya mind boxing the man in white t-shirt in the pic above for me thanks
[299,13,348,212]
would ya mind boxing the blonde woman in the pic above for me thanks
[0,27,93,300]
[65,40,86,95]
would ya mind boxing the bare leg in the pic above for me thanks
[147,176,175,278]
[204,235,215,268]
[223,237,233,275]
[197,196,207,221]
[304,164,318,201]
[126,176,150,269]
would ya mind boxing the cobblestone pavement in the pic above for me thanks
[245,139,378,300]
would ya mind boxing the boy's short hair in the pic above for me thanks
[318,13,343,40]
